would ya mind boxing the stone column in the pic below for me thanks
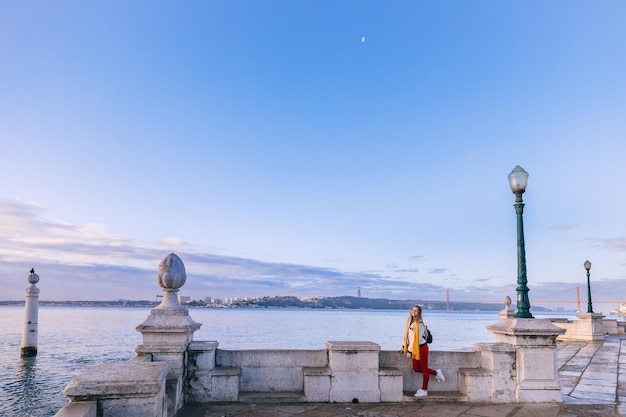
[487,315,565,403]
[576,312,606,341]
[327,341,381,403]
[21,269,40,357]
[136,253,201,415]
[465,297,516,402]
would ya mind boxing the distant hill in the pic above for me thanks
[234,295,513,311]
[0,296,550,312]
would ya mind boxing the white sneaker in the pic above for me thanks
[436,369,445,382]
[414,389,428,397]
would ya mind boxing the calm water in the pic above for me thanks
[0,306,576,417]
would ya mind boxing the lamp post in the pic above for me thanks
[508,165,533,318]
[584,260,593,313]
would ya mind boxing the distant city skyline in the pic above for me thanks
[1,2,626,312]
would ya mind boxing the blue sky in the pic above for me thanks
[1,1,625,311]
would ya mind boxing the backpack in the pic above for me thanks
[426,328,433,344]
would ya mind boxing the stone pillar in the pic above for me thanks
[487,316,565,403]
[576,312,606,341]
[21,269,40,357]
[327,341,381,403]
[136,253,201,415]
[471,342,516,403]
[186,341,241,402]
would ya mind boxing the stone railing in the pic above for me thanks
[184,340,480,404]
[53,342,480,417]
[52,255,580,416]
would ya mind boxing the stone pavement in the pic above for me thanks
[175,402,620,417]
[558,335,625,416]
[175,336,626,417]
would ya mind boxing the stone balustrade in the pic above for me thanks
[52,254,626,417]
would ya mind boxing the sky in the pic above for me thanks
[1,1,625,311]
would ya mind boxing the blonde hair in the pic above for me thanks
[402,304,424,356]
[405,304,422,327]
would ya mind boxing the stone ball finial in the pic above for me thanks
[28,268,40,285]
[499,295,515,319]
[503,296,511,308]
[156,253,186,290]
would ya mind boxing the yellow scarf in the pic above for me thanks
[402,317,420,360]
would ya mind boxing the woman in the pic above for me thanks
[401,305,445,397]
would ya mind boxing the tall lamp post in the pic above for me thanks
[508,165,533,318]
[584,260,593,313]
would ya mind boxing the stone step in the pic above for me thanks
[240,391,467,404]
[239,391,306,403]
[403,391,468,403]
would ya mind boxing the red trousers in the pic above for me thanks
[412,343,437,390]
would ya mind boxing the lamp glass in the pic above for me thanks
[508,165,529,193]
[584,260,591,271]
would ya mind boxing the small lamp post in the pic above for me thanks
[584,260,593,313]
[508,165,533,318]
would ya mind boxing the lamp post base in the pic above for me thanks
[487,317,565,403]
[576,312,605,341]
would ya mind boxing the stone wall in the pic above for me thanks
[218,349,328,393]
[184,342,485,403]
[379,348,480,393]
[55,357,168,417]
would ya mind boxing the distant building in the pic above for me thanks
[179,295,191,304]
[357,287,361,298]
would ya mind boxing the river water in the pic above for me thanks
[0,306,576,416]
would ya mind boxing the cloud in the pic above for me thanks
[161,237,184,246]
[0,199,164,266]
[548,224,579,231]
[2,197,626,312]
[594,236,626,252]
[1,198,437,300]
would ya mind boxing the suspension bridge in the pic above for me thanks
[445,287,626,313]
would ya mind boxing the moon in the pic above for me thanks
[361,36,365,43]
